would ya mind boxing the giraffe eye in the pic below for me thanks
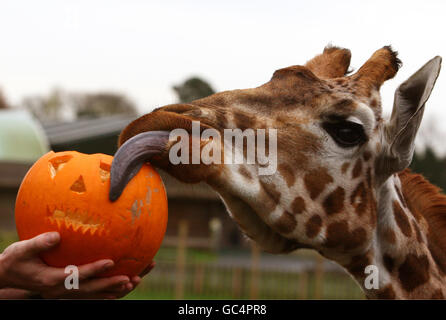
[323,121,366,148]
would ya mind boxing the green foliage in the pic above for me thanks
[22,89,138,121]
[22,89,64,122]
[154,247,217,263]
[124,261,364,300]
[71,92,137,119]
[0,231,18,252]
[173,77,215,103]
[410,147,446,192]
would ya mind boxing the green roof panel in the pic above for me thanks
[0,109,50,163]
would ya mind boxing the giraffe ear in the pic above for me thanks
[383,56,441,174]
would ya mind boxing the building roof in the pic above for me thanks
[42,114,137,146]
[0,109,50,163]
[0,113,220,200]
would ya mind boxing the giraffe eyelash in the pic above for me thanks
[322,120,367,148]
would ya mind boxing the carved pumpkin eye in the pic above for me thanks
[99,161,111,182]
[323,120,367,148]
[48,155,72,178]
[16,151,168,278]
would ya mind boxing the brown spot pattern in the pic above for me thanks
[350,182,368,216]
[383,254,395,273]
[427,239,446,274]
[382,228,396,245]
[232,110,257,130]
[393,201,412,237]
[363,151,372,162]
[291,196,306,214]
[352,158,363,179]
[431,289,444,299]
[323,187,345,215]
[304,168,333,199]
[341,162,350,174]
[325,221,367,250]
[305,215,322,238]
[345,254,371,278]
[238,166,252,180]
[376,285,396,299]
[274,211,297,234]
[395,185,408,208]
[278,163,295,188]
[398,253,430,292]
[412,222,423,243]
[259,180,281,204]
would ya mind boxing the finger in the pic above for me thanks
[78,275,130,294]
[130,276,141,287]
[111,282,135,299]
[139,261,155,278]
[18,232,60,257]
[106,281,134,294]
[77,259,115,280]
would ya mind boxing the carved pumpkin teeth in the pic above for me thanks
[47,208,105,236]
[16,150,168,277]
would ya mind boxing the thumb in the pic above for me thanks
[19,232,60,257]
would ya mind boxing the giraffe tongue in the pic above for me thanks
[109,131,170,202]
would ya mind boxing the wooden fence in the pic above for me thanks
[127,220,365,300]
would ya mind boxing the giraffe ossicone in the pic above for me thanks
[110,46,444,299]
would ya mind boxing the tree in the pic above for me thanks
[173,77,215,103]
[0,90,9,109]
[410,147,446,192]
[70,92,138,119]
[22,89,138,121]
[22,89,64,122]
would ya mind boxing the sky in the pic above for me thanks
[0,0,445,152]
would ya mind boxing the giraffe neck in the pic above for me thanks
[343,172,446,299]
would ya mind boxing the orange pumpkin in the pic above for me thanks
[15,151,168,277]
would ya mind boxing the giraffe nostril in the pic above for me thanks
[182,109,203,118]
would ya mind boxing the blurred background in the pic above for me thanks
[1,0,446,299]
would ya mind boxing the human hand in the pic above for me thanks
[0,232,153,299]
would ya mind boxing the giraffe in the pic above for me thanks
[108,46,444,299]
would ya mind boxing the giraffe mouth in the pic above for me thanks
[109,131,170,201]
[109,108,300,253]
[108,128,300,254]
[109,108,215,201]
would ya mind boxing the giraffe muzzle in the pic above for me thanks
[109,130,170,201]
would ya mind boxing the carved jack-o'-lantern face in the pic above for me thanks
[15,151,168,276]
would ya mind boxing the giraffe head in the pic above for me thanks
[110,46,441,261]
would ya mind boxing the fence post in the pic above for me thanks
[314,254,324,299]
[249,243,260,299]
[193,263,204,295]
[232,267,242,298]
[175,219,188,299]
[298,271,308,299]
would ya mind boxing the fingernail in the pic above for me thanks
[46,232,59,245]
[103,261,114,269]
